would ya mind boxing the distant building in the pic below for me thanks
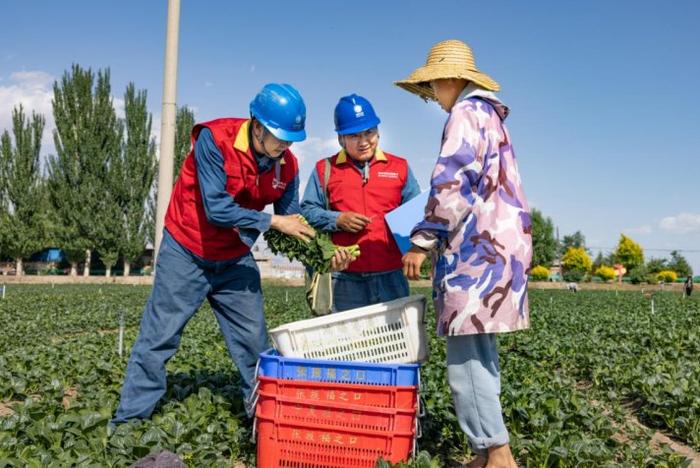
[253,236,305,279]
[548,262,563,281]
[30,248,65,263]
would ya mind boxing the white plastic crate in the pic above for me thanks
[269,295,428,364]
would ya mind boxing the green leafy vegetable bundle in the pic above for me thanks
[263,215,360,273]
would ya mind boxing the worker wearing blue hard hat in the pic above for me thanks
[333,93,381,135]
[111,84,352,430]
[301,94,421,311]
[250,83,307,143]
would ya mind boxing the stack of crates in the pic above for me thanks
[253,350,421,467]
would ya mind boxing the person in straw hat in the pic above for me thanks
[397,39,532,468]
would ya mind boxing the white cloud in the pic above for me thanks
[204,81,214,87]
[9,70,53,89]
[623,225,653,236]
[113,96,125,118]
[659,213,700,234]
[292,136,338,167]
[0,71,56,156]
[291,136,339,195]
[0,71,143,161]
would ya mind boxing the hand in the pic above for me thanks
[336,212,371,233]
[402,246,427,281]
[270,214,316,243]
[330,248,355,272]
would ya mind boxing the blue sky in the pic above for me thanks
[1,0,699,272]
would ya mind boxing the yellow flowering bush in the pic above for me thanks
[530,265,550,281]
[656,270,678,283]
[595,266,616,282]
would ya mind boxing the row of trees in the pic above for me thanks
[531,209,694,283]
[1,66,692,280]
[0,64,195,276]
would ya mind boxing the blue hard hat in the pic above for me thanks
[334,94,381,135]
[250,83,307,142]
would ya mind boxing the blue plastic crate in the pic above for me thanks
[258,349,419,386]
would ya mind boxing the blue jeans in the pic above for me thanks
[112,230,268,424]
[332,269,410,312]
[447,333,509,455]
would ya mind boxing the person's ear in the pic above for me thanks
[251,120,264,142]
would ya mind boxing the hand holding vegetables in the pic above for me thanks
[330,248,354,272]
[265,215,360,273]
[270,214,316,242]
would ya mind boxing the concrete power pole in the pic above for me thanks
[556,227,562,283]
[154,0,181,265]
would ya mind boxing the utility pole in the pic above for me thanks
[556,227,562,283]
[154,0,181,264]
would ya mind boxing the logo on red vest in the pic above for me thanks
[272,178,287,190]
[377,171,399,179]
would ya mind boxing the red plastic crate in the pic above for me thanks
[256,389,416,433]
[256,415,415,467]
[257,376,418,410]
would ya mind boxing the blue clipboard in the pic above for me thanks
[385,189,430,254]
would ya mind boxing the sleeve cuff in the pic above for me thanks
[328,211,341,231]
[238,228,260,248]
[411,230,438,251]
[257,212,273,233]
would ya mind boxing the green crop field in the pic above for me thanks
[0,284,698,467]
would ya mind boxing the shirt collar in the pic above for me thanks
[456,84,509,120]
[335,148,387,165]
[233,119,285,165]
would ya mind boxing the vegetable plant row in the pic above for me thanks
[0,285,696,466]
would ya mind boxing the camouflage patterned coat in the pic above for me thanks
[411,85,532,336]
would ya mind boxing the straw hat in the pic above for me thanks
[395,39,500,101]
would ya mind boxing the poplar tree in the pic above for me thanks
[174,106,195,177]
[0,105,49,275]
[114,83,156,276]
[530,208,557,267]
[48,64,122,275]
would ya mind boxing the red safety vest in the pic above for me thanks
[165,118,298,260]
[317,149,408,273]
